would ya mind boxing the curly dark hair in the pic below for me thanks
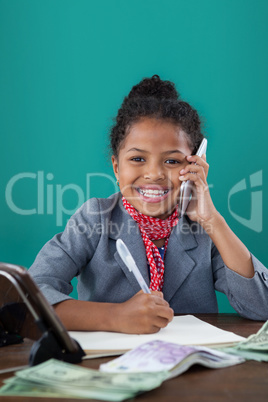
[110,75,204,158]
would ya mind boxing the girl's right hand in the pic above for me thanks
[116,290,174,334]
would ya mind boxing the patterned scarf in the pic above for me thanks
[122,197,179,291]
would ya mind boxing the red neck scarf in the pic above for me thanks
[122,197,179,291]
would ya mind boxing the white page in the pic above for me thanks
[69,315,245,351]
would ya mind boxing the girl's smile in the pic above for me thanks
[112,117,193,219]
[136,184,170,200]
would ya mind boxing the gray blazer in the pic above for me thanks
[29,192,268,320]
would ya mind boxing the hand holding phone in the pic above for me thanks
[178,138,207,218]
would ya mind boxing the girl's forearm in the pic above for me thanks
[54,292,174,334]
[201,212,254,278]
[54,299,121,331]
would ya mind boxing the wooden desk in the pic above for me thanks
[0,314,268,402]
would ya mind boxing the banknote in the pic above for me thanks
[0,376,135,401]
[219,320,268,361]
[100,340,244,379]
[236,321,268,350]
[220,347,268,362]
[0,377,72,398]
[15,359,168,391]
[0,359,168,401]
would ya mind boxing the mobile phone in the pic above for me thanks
[178,138,208,218]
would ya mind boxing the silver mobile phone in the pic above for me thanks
[178,138,207,218]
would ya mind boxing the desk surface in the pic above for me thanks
[0,314,267,402]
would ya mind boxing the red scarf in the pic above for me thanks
[122,197,179,291]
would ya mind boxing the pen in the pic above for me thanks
[116,239,151,294]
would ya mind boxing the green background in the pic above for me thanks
[1,0,267,312]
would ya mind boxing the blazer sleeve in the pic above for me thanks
[212,244,268,320]
[28,198,102,305]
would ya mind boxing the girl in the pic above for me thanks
[29,75,268,334]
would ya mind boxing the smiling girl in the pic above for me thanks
[29,75,268,333]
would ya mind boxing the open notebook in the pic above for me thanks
[69,315,245,358]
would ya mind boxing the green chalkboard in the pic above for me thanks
[1,0,267,312]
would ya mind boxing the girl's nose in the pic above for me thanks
[144,163,165,181]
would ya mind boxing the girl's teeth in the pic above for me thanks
[138,189,168,197]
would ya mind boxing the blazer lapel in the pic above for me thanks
[109,198,150,293]
[108,197,198,300]
[162,217,198,303]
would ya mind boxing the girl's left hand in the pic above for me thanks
[178,154,218,225]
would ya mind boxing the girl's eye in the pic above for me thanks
[165,159,181,164]
[131,157,145,162]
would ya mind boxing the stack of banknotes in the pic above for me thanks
[100,340,244,379]
[2,322,266,400]
[0,359,169,400]
[221,321,268,362]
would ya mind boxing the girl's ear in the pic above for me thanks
[111,155,119,180]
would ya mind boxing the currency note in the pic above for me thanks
[218,320,268,362]
[237,321,268,350]
[0,359,168,401]
[100,340,244,379]
[0,376,135,401]
[221,347,268,362]
[15,359,168,392]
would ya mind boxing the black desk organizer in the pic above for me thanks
[0,302,25,347]
[0,263,85,366]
